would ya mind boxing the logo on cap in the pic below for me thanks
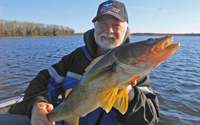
[100,1,120,13]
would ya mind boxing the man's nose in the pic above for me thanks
[105,25,114,34]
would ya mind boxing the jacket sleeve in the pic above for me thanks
[22,69,51,118]
[115,74,160,125]
[22,48,83,118]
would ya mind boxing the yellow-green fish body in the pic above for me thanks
[47,36,180,125]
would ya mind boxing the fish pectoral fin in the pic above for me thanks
[65,88,73,98]
[114,88,128,114]
[65,117,79,125]
[98,85,118,113]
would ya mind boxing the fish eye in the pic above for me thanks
[146,38,156,44]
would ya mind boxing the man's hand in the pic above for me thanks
[31,102,55,125]
[127,80,137,93]
[127,80,137,102]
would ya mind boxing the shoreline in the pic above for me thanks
[1,33,200,39]
[0,34,83,39]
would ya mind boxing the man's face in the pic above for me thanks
[94,15,128,49]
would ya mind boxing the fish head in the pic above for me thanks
[114,36,180,76]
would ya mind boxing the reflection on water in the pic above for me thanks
[0,36,200,124]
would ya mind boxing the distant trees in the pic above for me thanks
[0,19,75,37]
[131,33,200,36]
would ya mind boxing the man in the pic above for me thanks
[22,0,160,125]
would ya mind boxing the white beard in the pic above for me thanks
[94,32,117,49]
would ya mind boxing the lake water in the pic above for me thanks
[0,36,200,125]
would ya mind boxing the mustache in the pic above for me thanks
[99,32,116,39]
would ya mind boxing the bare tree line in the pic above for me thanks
[0,19,75,37]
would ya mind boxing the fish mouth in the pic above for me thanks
[148,36,180,69]
[153,36,180,54]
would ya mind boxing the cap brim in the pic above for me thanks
[92,11,126,22]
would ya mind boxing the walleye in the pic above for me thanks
[47,36,180,125]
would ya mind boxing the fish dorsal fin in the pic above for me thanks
[65,88,73,98]
[65,117,79,125]
[86,63,116,83]
[83,55,104,76]
[113,89,128,114]
[83,55,117,83]
[97,85,119,113]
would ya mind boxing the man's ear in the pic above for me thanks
[94,21,97,27]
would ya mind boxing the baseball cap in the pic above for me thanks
[92,0,129,23]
